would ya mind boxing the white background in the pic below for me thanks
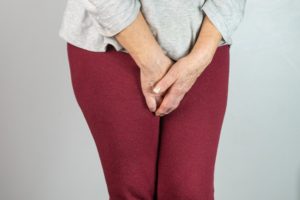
[0,0,299,199]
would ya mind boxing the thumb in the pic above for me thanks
[152,71,176,95]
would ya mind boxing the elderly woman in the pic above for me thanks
[58,0,246,199]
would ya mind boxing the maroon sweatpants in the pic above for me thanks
[66,42,230,200]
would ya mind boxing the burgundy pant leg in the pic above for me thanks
[156,45,230,200]
[66,43,160,200]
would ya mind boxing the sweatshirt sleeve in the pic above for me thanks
[87,0,141,37]
[201,0,247,45]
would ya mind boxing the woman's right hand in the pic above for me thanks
[138,53,174,113]
[113,11,175,112]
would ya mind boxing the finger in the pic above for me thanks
[144,95,157,112]
[154,94,164,109]
[155,85,184,116]
[152,68,177,95]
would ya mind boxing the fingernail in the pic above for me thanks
[153,87,160,94]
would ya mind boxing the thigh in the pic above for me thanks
[156,45,230,200]
[66,43,160,200]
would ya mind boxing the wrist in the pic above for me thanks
[188,46,215,67]
[188,15,222,67]
[132,46,168,71]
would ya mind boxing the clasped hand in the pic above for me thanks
[113,13,221,117]
[140,50,212,117]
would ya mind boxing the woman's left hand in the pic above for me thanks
[152,51,213,117]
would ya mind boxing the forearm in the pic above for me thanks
[114,11,166,69]
[188,15,223,65]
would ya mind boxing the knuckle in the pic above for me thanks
[170,71,179,79]
[164,76,173,85]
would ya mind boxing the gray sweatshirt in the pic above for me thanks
[58,0,246,61]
